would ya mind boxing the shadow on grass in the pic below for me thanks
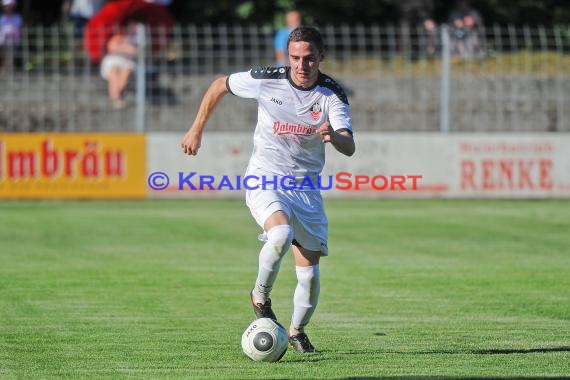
[283,350,330,363]
[413,346,570,355]
[368,335,570,356]
[337,346,570,356]
[341,376,568,380]
[474,346,570,354]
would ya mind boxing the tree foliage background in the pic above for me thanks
[169,0,570,27]
[19,0,570,28]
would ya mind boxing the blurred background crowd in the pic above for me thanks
[1,0,569,133]
[8,0,570,27]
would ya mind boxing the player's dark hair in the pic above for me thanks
[287,26,325,55]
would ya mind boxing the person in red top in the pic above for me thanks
[448,0,484,59]
[99,24,138,109]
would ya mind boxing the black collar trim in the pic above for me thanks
[287,68,320,91]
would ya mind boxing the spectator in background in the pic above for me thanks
[448,0,483,59]
[397,0,437,59]
[63,0,106,41]
[0,0,22,70]
[100,23,138,109]
[274,9,302,66]
[143,0,172,6]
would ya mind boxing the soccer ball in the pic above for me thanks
[241,318,288,362]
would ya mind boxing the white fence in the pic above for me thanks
[0,24,569,133]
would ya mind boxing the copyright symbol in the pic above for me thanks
[148,172,169,190]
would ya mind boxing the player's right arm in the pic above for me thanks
[181,75,229,156]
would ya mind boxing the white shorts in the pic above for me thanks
[100,54,136,80]
[246,189,329,256]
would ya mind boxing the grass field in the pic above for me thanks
[1,199,569,379]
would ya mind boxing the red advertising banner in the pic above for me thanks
[0,134,146,199]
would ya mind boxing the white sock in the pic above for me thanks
[252,225,293,303]
[290,265,320,335]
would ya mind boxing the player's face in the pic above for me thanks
[288,41,323,89]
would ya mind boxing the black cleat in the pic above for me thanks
[289,332,316,353]
[250,291,277,321]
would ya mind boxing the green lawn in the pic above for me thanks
[1,200,569,379]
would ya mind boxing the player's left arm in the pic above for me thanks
[317,122,355,156]
[318,93,355,156]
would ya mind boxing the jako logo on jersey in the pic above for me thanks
[270,97,283,105]
[273,121,314,136]
[311,102,322,121]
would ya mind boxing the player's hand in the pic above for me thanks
[181,129,202,156]
[317,121,334,143]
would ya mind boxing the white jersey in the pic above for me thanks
[226,66,352,183]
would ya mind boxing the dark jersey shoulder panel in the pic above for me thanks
[250,66,289,80]
[226,66,288,95]
[317,73,349,105]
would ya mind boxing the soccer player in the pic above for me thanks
[181,26,355,353]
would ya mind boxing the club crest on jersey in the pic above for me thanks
[311,102,322,121]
